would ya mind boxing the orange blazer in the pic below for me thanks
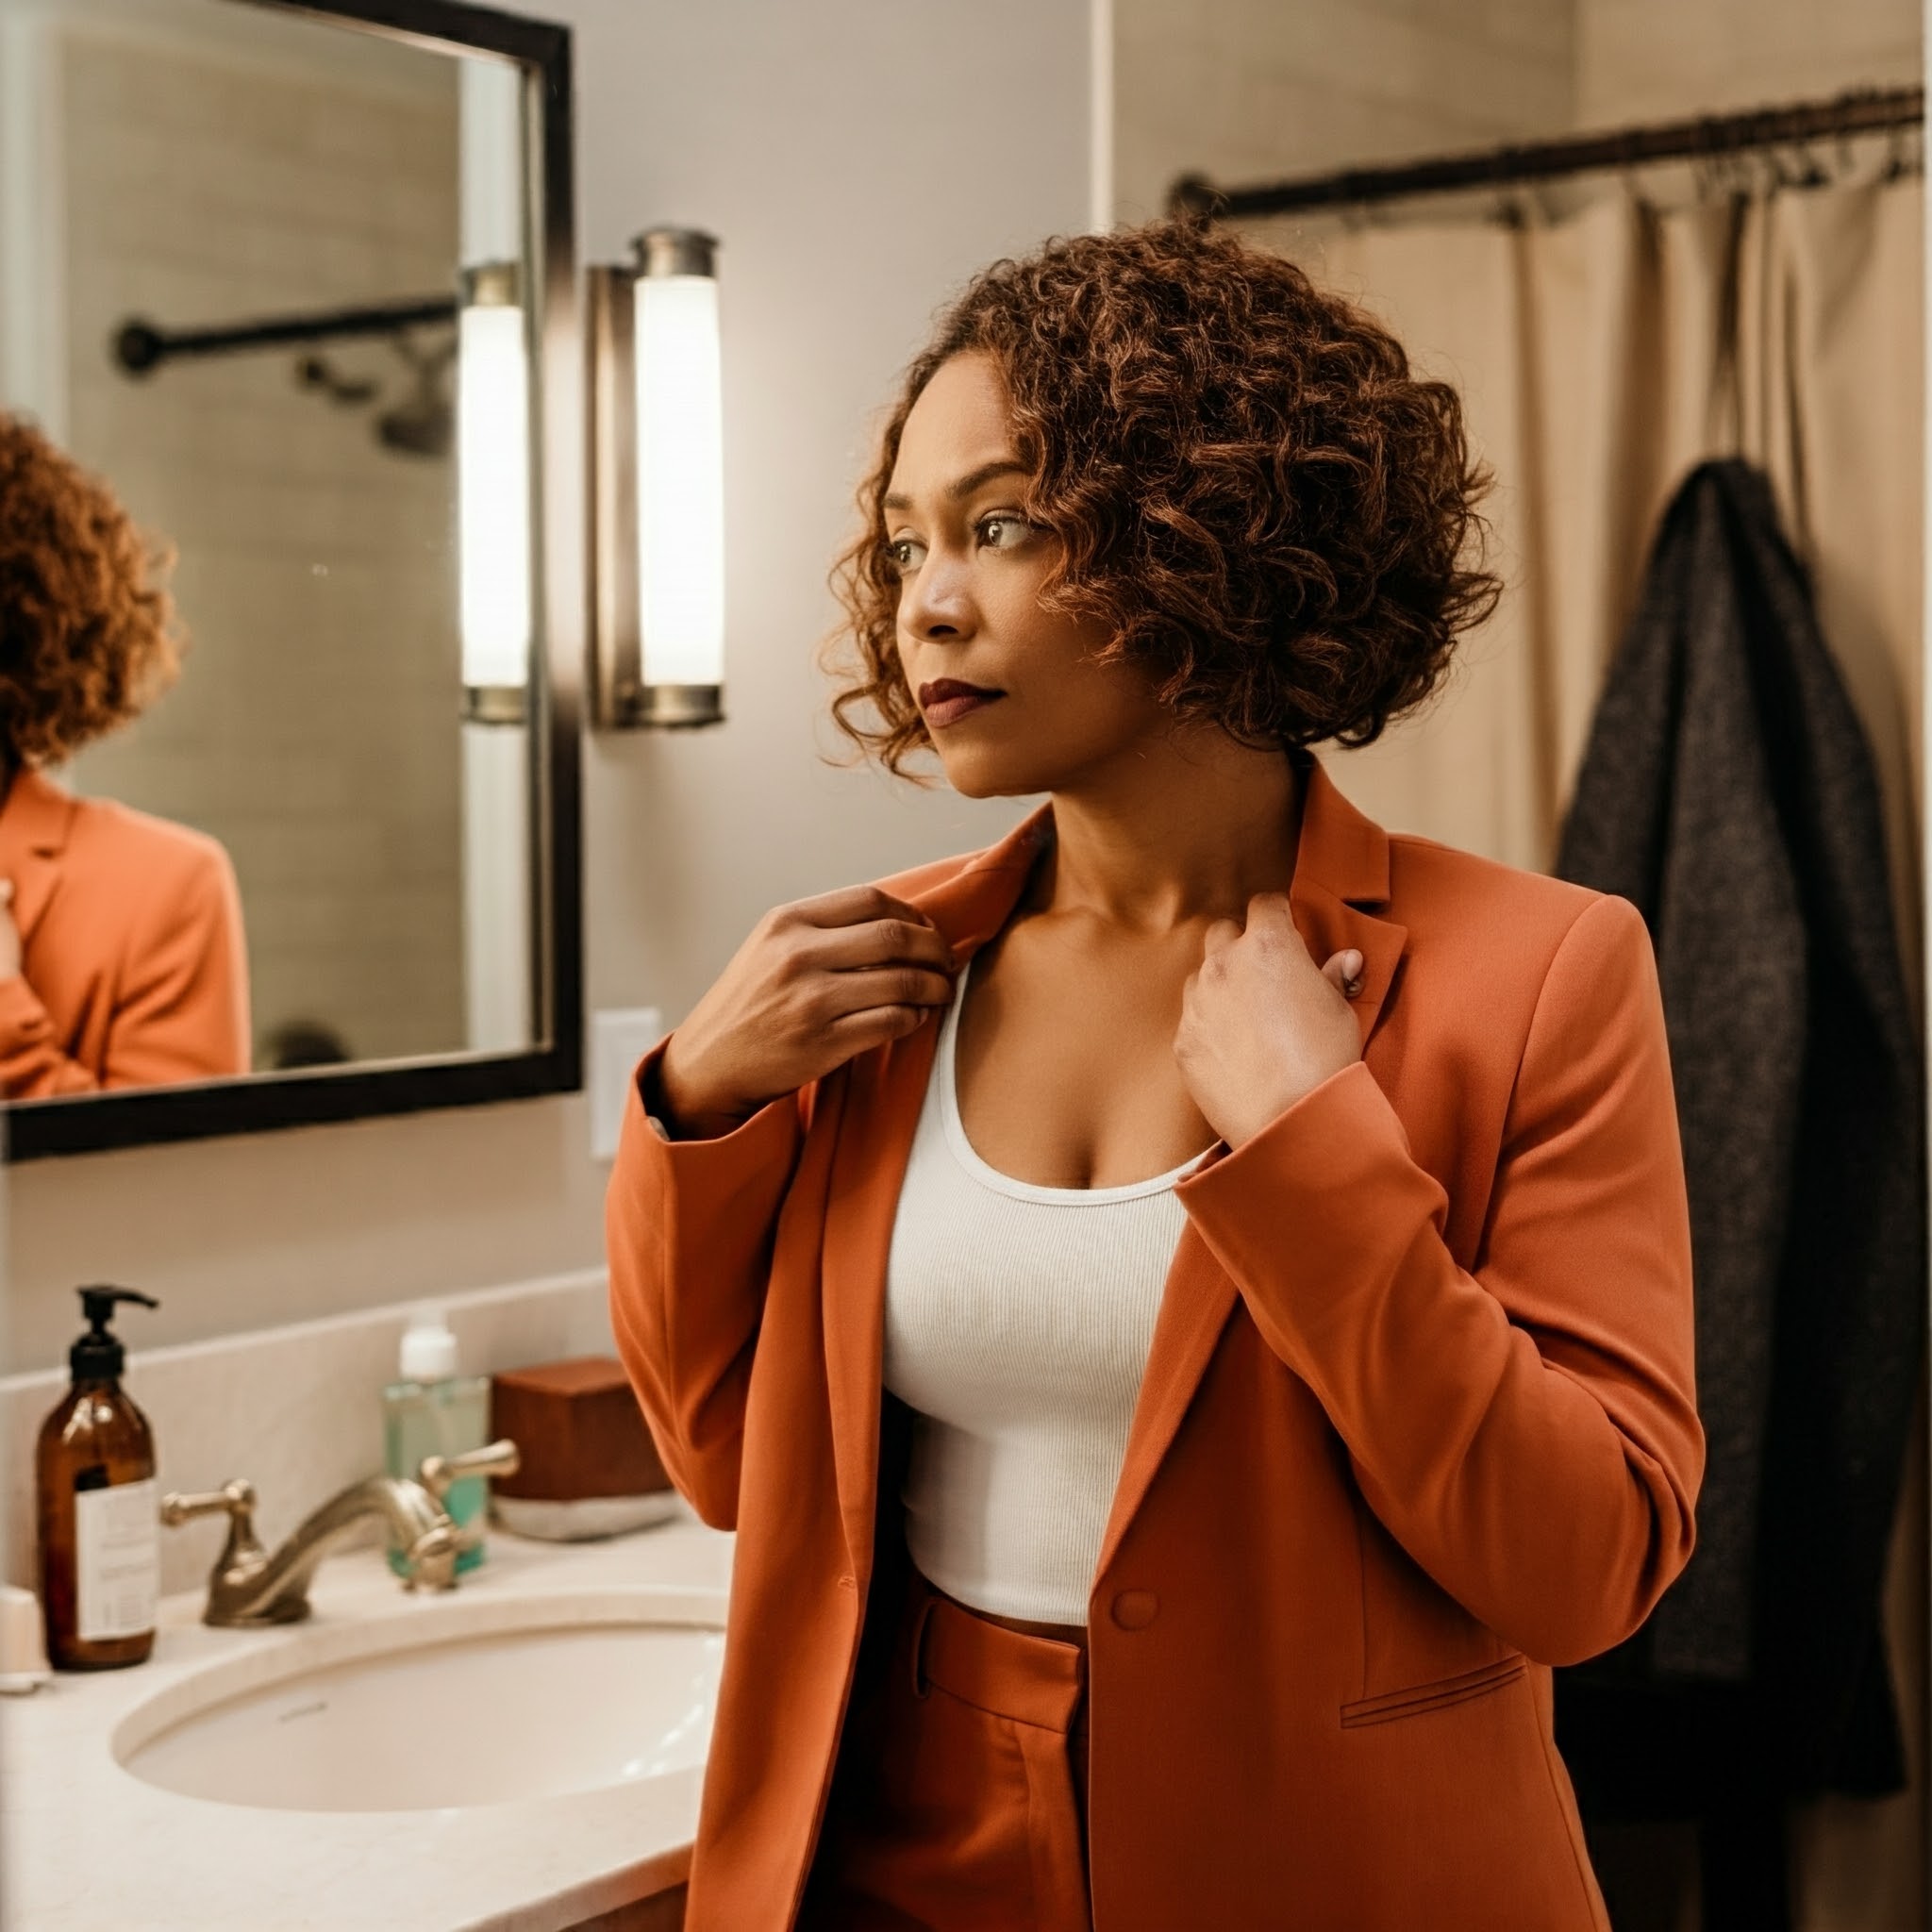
[0,766,250,1096]
[607,751,1703,1932]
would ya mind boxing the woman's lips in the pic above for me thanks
[924,691,1005,728]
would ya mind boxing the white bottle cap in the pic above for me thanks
[0,1583,50,1690]
[399,1309,459,1383]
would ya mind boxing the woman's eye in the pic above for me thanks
[884,537,924,575]
[978,514,1032,549]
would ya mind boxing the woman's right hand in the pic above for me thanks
[651,886,959,1138]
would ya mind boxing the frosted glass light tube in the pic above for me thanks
[458,271,531,692]
[632,271,724,689]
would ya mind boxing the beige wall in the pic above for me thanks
[1116,0,1922,229]
[4,0,1091,1371]
[1577,0,1920,123]
[57,23,468,1070]
[1113,0,1576,225]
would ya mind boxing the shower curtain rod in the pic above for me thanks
[111,295,458,376]
[1168,83,1924,221]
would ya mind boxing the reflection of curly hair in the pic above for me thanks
[0,413,183,767]
[821,219,1503,782]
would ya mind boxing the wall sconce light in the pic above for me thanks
[588,226,725,728]
[458,260,530,725]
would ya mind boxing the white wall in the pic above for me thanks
[6,0,1092,1371]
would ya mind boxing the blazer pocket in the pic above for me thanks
[1340,1655,1527,1728]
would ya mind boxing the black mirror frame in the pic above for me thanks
[3,0,582,1161]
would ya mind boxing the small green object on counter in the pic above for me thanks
[382,1309,490,1575]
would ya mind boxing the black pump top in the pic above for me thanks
[71,1286,159,1382]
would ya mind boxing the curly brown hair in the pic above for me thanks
[0,413,183,768]
[820,218,1503,782]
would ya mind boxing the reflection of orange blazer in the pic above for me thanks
[0,767,250,1096]
[607,751,1703,1932]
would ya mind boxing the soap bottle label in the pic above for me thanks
[75,1476,158,1641]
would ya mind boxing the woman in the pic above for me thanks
[0,413,249,1094]
[607,221,1702,1932]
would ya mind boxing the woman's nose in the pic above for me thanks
[904,555,975,638]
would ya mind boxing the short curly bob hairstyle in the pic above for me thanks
[821,219,1503,781]
[0,413,183,769]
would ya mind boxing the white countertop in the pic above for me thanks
[1,1512,735,1932]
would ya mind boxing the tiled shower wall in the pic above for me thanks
[57,23,468,1069]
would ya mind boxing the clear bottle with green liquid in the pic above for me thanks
[382,1310,490,1576]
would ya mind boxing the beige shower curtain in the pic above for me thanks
[1244,176,1925,1932]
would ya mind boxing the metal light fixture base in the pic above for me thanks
[632,226,717,278]
[627,682,723,728]
[462,684,529,725]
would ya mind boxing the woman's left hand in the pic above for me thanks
[1174,892,1364,1149]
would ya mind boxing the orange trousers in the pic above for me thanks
[799,1562,1093,1931]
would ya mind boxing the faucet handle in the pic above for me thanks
[418,1438,520,1506]
[161,1478,258,1531]
[160,1478,266,1580]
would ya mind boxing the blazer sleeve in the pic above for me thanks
[0,837,251,1096]
[606,1032,810,1530]
[0,975,100,1097]
[1173,890,1704,1668]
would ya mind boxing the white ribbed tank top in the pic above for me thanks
[880,949,1214,1626]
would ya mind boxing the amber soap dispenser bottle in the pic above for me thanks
[36,1287,162,1671]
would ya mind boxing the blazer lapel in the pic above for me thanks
[822,813,1054,1583]
[1095,760,1408,1580]
[823,1022,936,1580]
[823,754,1410,1591]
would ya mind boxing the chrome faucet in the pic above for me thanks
[161,1440,520,1628]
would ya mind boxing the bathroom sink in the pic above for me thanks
[112,1589,724,1812]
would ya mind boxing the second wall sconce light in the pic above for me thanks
[458,260,531,725]
[588,226,725,728]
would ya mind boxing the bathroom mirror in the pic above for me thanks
[0,0,580,1158]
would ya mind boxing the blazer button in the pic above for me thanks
[1110,1590,1158,1630]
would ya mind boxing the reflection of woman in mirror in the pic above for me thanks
[0,414,249,1096]
[608,222,1702,1929]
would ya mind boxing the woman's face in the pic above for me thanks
[884,350,1171,800]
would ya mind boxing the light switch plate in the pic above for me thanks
[590,1006,665,1160]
